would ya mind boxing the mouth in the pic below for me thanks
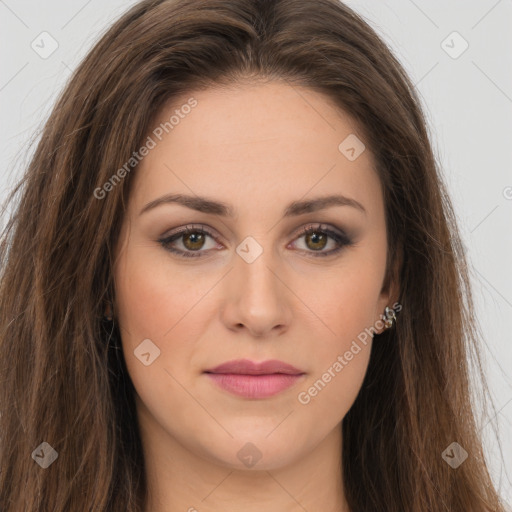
[204,359,306,399]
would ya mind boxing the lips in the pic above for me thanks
[204,359,305,399]
[205,358,304,376]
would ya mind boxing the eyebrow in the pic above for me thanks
[139,193,367,217]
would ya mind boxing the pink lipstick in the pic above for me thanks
[204,359,305,399]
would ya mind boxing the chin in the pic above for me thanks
[193,428,309,472]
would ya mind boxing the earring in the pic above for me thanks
[103,300,114,322]
[383,306,396,329]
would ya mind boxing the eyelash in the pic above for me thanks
[158,223,353,259]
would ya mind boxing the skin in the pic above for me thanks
[113,79,397,512]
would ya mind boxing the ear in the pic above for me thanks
[374,245,402,334]
[104,300,113,320]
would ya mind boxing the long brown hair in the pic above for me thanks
[0,0,507,510]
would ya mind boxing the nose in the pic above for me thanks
[220,248,293,338]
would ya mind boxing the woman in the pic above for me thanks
[0,0,508,510]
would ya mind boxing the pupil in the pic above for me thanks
[307,232,326,250]
[185,232,204,249]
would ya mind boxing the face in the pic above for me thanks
[113,80,393,471]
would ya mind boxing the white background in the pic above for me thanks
[1,0,511,504]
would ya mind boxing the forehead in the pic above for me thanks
[131,81,382,219]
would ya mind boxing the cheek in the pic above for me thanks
[114,246,217,343]
[113,247,217,425]
[113,246,219,404]
[294,287,374,424]
[299,257,384,345]
[292,262,383,416]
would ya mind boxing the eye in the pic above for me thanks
[289,223,354,257]
[158,223,353,258]
[158,224,220,258]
